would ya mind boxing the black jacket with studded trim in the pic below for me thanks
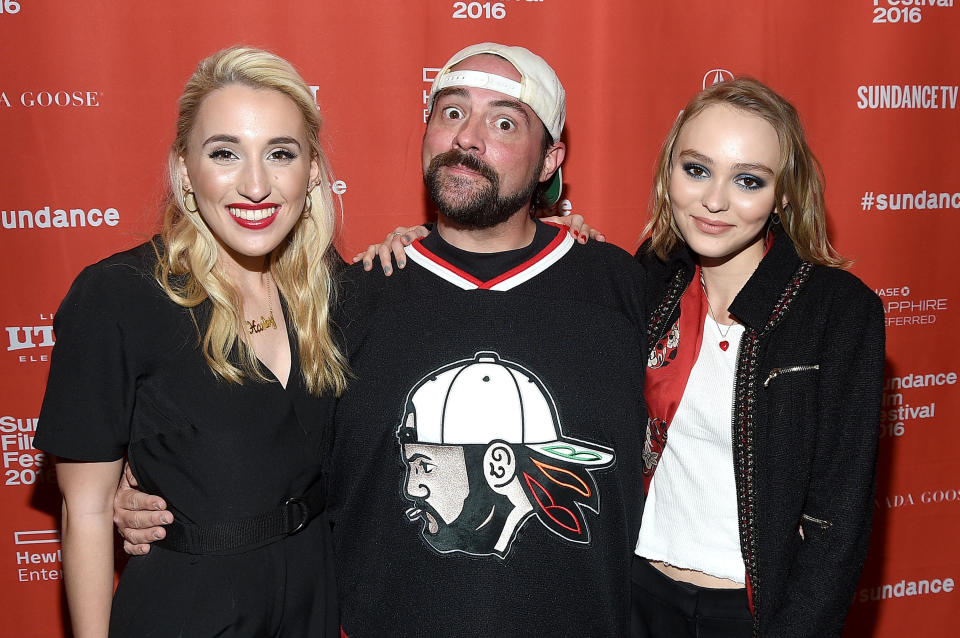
[636,226,884,638]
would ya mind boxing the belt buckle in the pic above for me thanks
[284,497,308,535]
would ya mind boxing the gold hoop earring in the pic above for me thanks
[183,190,199,213]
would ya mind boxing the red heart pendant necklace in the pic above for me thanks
[700,270,736,351]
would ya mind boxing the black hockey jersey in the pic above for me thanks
[330,223,647,637]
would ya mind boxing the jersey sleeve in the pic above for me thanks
[34,264,137,461]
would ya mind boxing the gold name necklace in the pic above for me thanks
[246,272,278,335]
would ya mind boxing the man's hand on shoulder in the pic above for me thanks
[113,463,173,555]
[352,225,431,275]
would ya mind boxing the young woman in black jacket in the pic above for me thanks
[631,77,884,638]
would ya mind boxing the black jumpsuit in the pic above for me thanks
[34,241,338,637]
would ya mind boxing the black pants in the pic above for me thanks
[109,515,338,637]
[631,556,752,638]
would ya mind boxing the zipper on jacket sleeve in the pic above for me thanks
[763,364,820,387]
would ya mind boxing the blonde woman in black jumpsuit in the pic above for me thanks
[35,47,347,637]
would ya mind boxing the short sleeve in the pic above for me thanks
[34,264,136,461]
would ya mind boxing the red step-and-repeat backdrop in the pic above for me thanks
[1,1,957,635]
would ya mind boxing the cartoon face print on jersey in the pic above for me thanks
[396,352,615,558]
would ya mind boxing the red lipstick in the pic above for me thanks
[227,203,279,230]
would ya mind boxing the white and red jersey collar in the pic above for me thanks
[403,222,574,291]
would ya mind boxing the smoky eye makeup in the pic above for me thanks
[735,174,767,190]
[681,162,709,179]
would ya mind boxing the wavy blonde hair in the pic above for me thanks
[154,46,349,396]
[645,77,848,267]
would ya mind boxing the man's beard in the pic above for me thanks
[424,149,542,229]
[414,488,511,556]
[406,445,515,556]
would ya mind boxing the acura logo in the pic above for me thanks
[702,69,735,89]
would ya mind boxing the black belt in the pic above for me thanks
[156,478,326,555]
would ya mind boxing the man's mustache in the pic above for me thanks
[429,150,499,184]
[405,501,441,534]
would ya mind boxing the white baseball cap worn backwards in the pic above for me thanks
[397,352,613,467]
